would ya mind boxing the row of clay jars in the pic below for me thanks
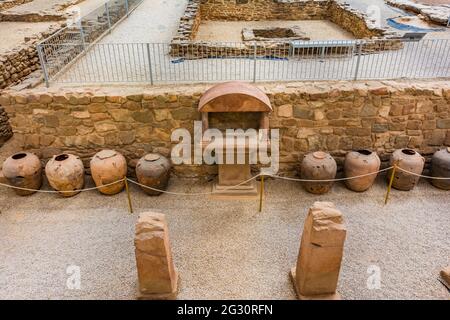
[2,150,171,197]
[300,150,381,194]
[90,150,172,196]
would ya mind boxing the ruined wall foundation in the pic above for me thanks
[1,80,449,177]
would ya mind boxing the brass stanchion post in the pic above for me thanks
[385,164,397,205]
[124,177,133,214]
[259,175,265,212]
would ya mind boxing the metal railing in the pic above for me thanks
[36,0,144,87]
[38,38,450,86]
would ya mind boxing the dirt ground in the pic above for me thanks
[195,20,356,42]
[0,171,448,300]
[413,0,450,5]
[0,22,56,53]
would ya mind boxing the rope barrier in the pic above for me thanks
[0,166,448,196]
[267,167,394,183]
[126,174,262,196]
[0,178,126,193]
[396,167,450,180]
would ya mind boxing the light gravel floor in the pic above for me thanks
[195,20,355,42]
[0,174,449,300]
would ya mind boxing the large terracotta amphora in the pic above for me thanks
[2,152,42,196]
[45,153,85,197]
[90,149,127,195]
[136,153,171,196]
[300,151,337,194]
[388,148,424,191]
[344,149,381,192]
[431,148,450,190]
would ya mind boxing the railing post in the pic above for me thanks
[125,0,129,16]
[78,21,86,50]
[354,41,363,81]
[146,43,154,85]
[253,43,257,83]
[105,2,112,31]
[37,44,50,88]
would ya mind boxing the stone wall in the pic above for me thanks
[328,1,383,39]
[0,106,12,146]
[199,0,330,21]
[171,0,397,58]
[0,24,62,89]
[1,80,449,177]
[0,0,32,11]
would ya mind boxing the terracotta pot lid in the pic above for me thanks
[97,150,117,160]
[312,151,327,160]
[144,153,161,162]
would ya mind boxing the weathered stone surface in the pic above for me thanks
[277,104,293,118]
[441,267,450,288]
[2,80,449,177]
[291,202,346,300]
[135,212,178,300]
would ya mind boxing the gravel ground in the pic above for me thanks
[0,22,56,53]
[0,173,449,300]
[195,20,355,42]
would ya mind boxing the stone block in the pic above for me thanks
[277,104,293,118]
[437,119,450,129]
[135,212,179,300]
[290,202,346,300]
[440,267,450,289]
[293,106,313,119]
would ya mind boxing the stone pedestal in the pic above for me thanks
[440,267,450,289]
[213,163,258,198]
[290,202,346,300]
[210,139,259,199]
[134,212,179,300]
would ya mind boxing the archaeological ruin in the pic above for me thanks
[0,0,449,302]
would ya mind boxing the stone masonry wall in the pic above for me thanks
[0,81,449,177]
[199,0,330,21]
[0,0,32,12]
[0,24,63,89]
[0,106,13,146]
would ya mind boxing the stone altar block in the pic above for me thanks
[134,212,179,300]
[290,201,347,300]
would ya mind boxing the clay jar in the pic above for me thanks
[300,151,337,194]
[389,148,425,191]
[2,152,43,196]
[136,153,171,196]
[344,150,381,192]
[45,154,85,197]
[90,150,127,195]
[431,148,450,190]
